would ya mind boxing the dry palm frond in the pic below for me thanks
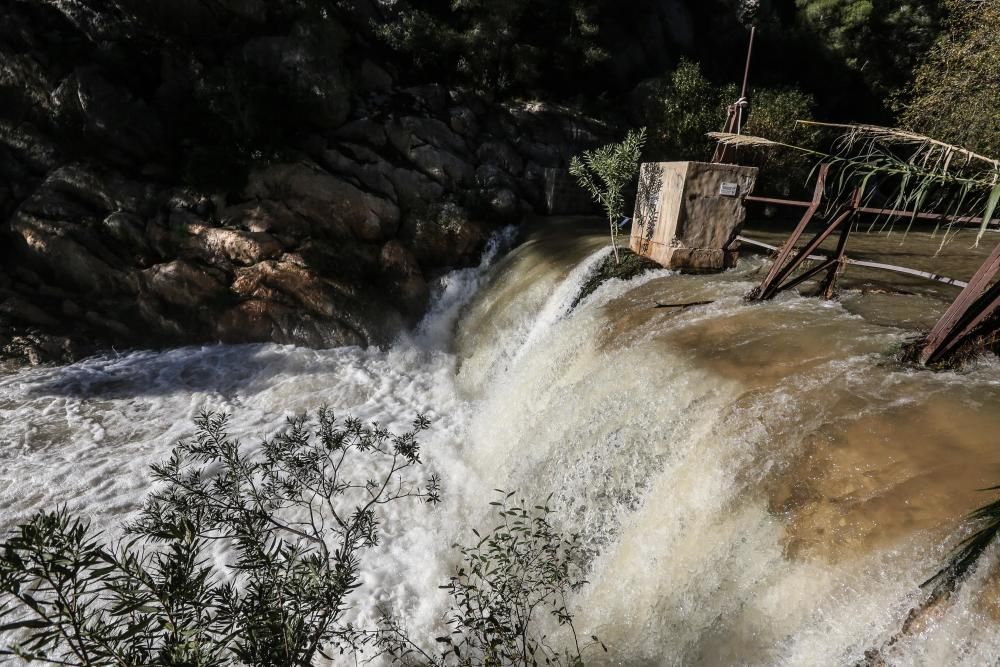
[923,486,1000,595]
[712,123,1000,246]
[708,132,789,151]
[797,121,1000,172]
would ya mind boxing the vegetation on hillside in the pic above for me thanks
[898,0,1000,158]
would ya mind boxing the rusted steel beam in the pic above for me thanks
[917,239,1000,365]
[745,199,1000,228]
[712,26,756,164]
[760,204,854,300]
[925,281,1000,365]
[752,164,830,298]
[744,195,813,208]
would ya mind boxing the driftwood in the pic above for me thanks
[653,300,715,309]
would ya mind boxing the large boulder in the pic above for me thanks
[387,116,474,187]
[143,259,228,307]
[52,67,165,165]
[245,163,400,242]
[241,22,352,128]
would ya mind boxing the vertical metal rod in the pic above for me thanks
[736,26,756,135]
[818,218,852,299]
[713,25,757,162]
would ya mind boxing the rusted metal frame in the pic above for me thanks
[925,280,1000,365]
[917,239,1000,364]
[754,164,830,297]
[818,216,853,299]
[775,258,839,294]
[759,204,854,300]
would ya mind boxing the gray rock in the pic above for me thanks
[245,163,400,242]
[477,140,524,176]
[387,116,474,187]
[486,188,520,221]
[0,295,60,328]
[334,119,388,148]
[358,59,393,93]
[182,223,284,267]
[52,68,165,163]
[449,106,480,138]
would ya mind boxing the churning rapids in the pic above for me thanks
[3,217,1000,665]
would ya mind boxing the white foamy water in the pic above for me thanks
[2,218,1000,664]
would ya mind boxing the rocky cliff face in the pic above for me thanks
[0,1,613,364]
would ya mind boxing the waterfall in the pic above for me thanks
[2,220,1000,664]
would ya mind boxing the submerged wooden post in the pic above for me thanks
[630,161,758,272]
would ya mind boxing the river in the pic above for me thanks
[1,217,999,664]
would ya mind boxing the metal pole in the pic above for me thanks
[737,26,756,135]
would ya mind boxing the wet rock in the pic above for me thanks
[380,240,429,317]
[0,295,61,328]
[183,223,284,267]
[401,202,487,267]
[1,330,82,366]
[143,259,228,307]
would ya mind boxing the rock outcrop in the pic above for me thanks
[0,1,614,364]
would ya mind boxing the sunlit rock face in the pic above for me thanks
[0,1,616,363]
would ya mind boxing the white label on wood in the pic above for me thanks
[719,181,739,197]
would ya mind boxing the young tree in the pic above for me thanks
[570,127,647,265]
